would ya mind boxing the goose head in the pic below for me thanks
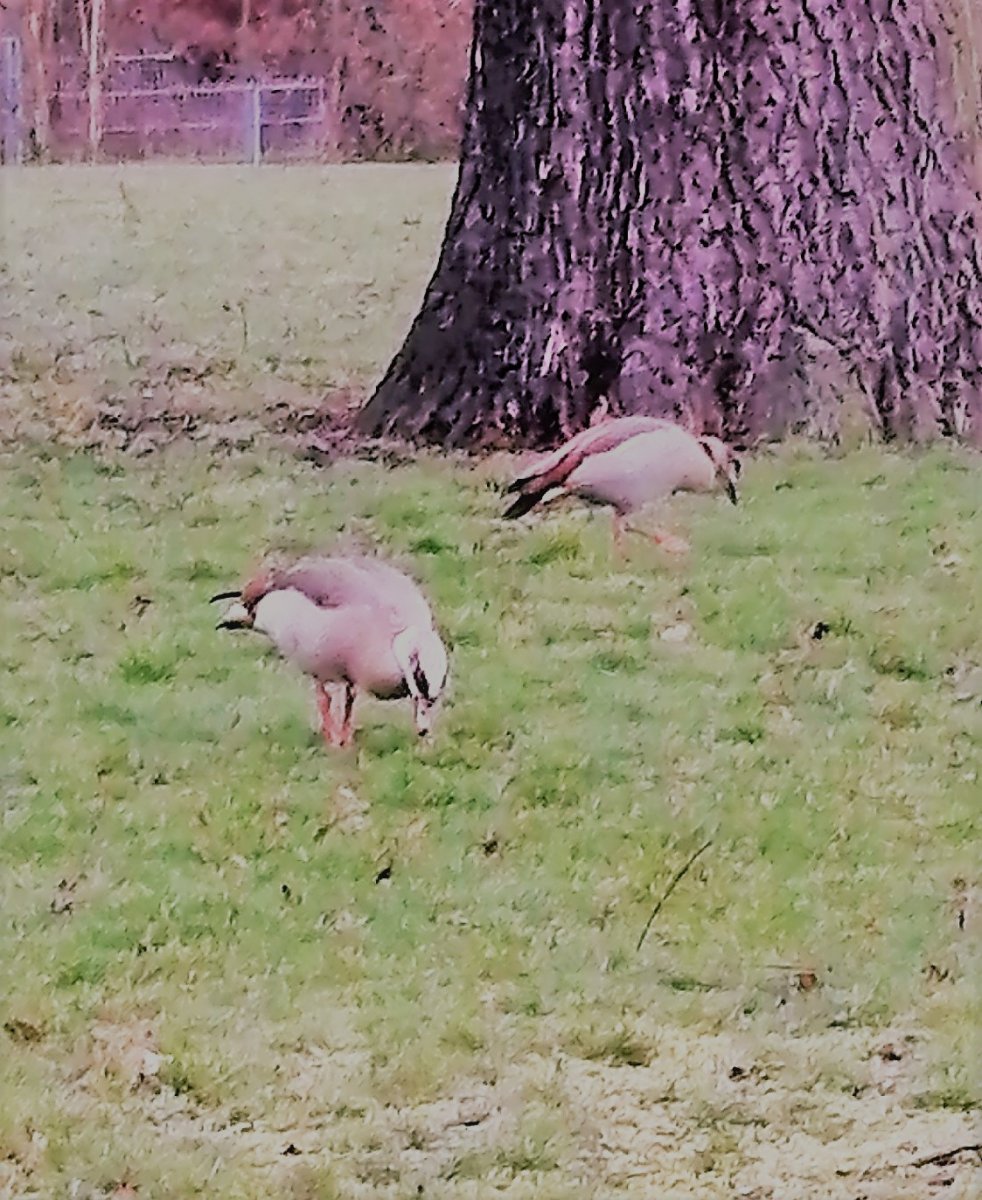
[698,436,741,504]
[391,625,449,737]
[211,572,276,631]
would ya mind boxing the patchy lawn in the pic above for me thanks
[0,165,979,1197]
[0,438,979,1198]
[0,162,455,445]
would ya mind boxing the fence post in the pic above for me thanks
[87,0,105,160]
[0,36,24,165]
[244,81,262,165]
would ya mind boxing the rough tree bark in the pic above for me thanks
[359,0,982,448]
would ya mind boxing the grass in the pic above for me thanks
[0,163,456,438]
[0,165,980,1198]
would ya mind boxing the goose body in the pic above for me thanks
[213,555,448,747]
[504,417,740,553]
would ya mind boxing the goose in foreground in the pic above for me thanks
[503,417,740,555]
[212,555,449,747]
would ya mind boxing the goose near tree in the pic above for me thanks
[212,555,449,748]
[503,417,741,555]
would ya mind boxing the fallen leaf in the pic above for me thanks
[4,1018,43,1044]
[795,969,819,992]
[326,786,370,834]
[950,878,969,931]
[331,908,366,934]
[454,1096,492,1127]
[945,662,982,702]
[50,878,77,915]
[90,1020,169,1087]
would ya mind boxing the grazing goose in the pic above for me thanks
[212,555,449,747]
[503,417,740,554]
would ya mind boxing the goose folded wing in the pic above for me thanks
[507,416,672,495]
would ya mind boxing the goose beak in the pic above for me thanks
[216,600,252,630]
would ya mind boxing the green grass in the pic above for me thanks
[0,166,979,1197]
[1,440,980,1197]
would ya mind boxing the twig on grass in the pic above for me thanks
[636,839,713,952]
[911,1143,982,1169]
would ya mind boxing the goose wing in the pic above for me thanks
[503,416,675,518]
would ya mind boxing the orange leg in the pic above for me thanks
[611,511,626,562]
[649,528,690,555]
[315,683,338,748]
[336,683,356,748]
[626,523,690,555]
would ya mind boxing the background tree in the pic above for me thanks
[16,0,56,158]
[359,0,982,449]
[119,0,472,158]
[3,0,471,161]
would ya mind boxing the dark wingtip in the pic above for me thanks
[209,590,241,604]
[502,491,544,520]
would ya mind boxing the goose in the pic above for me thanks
[503,417,740,554]
[212,555,449,747]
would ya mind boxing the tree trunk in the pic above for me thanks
[359,0,982,449]
[87,0,105,161]
[23,0,53,159]
[319,2,347,163]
